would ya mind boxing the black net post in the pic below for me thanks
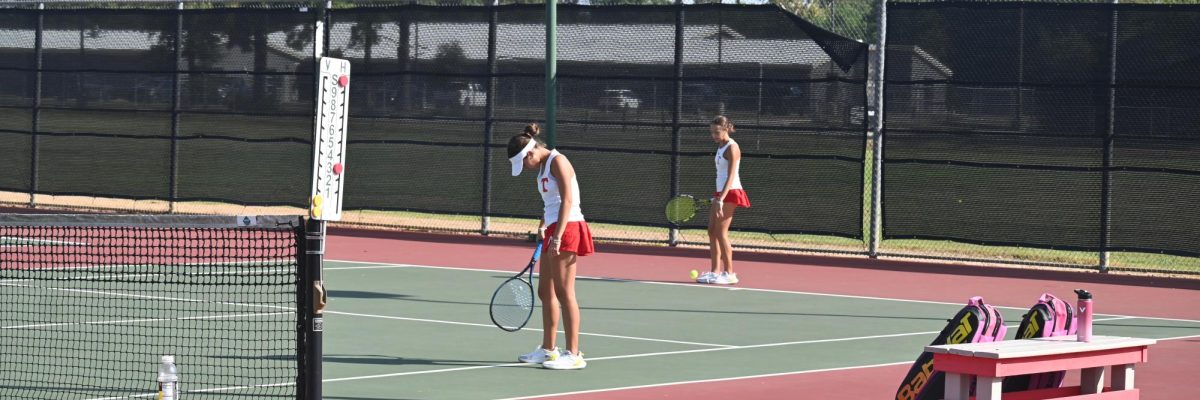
[668,0,684,246]
[299,217,326,400]
[1100,1,1119,272]
[169,2,183,212]
[29,4,43,208]
[482,0,499,236]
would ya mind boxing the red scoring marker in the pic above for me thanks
[337,75,349,87]
[332,163,343,175]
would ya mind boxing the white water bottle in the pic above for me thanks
[157,355,179,400]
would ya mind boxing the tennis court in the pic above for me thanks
[310,231,1200,399]
[2,216,1199,399]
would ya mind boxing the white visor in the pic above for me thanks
[509,140,536,176]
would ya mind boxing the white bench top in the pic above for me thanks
[926,335,1157,359]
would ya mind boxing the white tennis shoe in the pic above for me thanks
[518,346,558,364]
[542,351,586,370]
[714,272,738,285]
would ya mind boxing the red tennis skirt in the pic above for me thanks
[715,189,751,208]
[543,221,595,257]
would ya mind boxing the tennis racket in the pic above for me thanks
[489,245,542,332]
[665,194,711,225]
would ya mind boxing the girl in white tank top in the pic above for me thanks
[697,116,749,286]
[505,123,592,370]
[537,150,585,226]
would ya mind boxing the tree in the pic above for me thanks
[773,0,877,42]
[348,13,386,72]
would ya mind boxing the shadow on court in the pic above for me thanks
[332,289,950,321]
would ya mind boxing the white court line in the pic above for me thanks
[324,264,413,271]
[0,263,290,282]
[325,259,1200,325]
[326,310,735,348]
[58,268,298,282]
[85,380,298,400]
[0,261,295,284]
[0,236,89,246]
[1156,333,1200,342]
[306,330,957,386]
[133,317,1143,397]
[70,310,1169,398]
[0,282,293,311]
[89,324,1197,400]
[2,259,296,272]
[97,329,1196,400]
[2,311,293,330]
[501,318,1192,400]
[493,361,918,400]
[329,310,1133,351]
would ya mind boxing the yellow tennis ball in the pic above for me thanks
[689,269,699,280]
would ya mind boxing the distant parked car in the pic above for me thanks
[430,81,487,110]
[459,83,487,107]
[598,89,640,109]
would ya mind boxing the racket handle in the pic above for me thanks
[532,243,543,261]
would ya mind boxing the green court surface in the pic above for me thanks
[4,258,1199,399]
[315,261,1200,399]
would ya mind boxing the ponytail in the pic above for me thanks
[711,115,735,134]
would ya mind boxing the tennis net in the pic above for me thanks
[0,214,312,399]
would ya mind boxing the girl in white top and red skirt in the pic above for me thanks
[507,123,594,370]
[698,116,750,285]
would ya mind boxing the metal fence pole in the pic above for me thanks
[169,2,183,213]
[1100,0,1119,272]
[669,0,684,246]
[545,1,557,149]
[482,0,499,236]
[30,3,44,208]
[868,0,886,258]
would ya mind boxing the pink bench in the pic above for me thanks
[926,335,1156,400]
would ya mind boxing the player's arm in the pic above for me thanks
[537,217,546,241]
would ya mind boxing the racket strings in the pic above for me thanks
[509,283,533,309]
[666,197,698,224]
[492,279,535,330]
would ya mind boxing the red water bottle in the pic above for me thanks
[1075,289,1093,342]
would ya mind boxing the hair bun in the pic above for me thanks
[711,115,735,133]
[524,123,541,137]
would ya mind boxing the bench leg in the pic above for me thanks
[945,372,971,400]
[976,376,1002,400]
[1112,363,1135,390]
[1082,366,1106,394]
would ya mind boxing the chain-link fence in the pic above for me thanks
[0,2,870,254]
[878,1,1200,274]
[1,0,1197,274]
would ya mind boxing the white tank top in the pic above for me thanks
[538,150,585,225]
[715,139,743,192]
